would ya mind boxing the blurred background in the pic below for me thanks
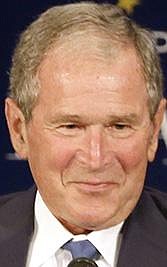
[1,0,167,194]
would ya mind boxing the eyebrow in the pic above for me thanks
[49,114,82,124]
[48,112,140,125]
[107,114,140,124]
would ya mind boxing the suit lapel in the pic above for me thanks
[117,188,167,267]
[0,186,36,267]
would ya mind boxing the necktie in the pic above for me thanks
[62,239,101,260]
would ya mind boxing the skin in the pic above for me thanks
[5,43,166,234]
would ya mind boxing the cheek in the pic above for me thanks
[27,138,77,195]
[27,128,75,173]
[40,135,77,172]
[51,141,76,171]
[116,137,149,171]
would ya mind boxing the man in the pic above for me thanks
[3,2,167,267]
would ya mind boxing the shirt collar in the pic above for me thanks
[29,191,123,266]
[28,191,73,266]
[87,222,123,265]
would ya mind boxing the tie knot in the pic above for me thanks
[62,239,101,260]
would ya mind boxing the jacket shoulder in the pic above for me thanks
[0,186,36,225]
[0,186,35,207]
[144,186,167,218]
[0,190,26,206]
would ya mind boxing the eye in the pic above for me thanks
[106,123,133,138]
[55,123,84,136]
[114,124,130,130]
[107,123,130,130]
[62,124,79,129]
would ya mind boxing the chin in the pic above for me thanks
[71,210,117,231]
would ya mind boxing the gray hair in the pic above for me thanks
[9,1,163,121]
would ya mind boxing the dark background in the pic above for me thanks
[1,0,167,194]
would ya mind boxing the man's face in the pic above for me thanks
[6,44,164,233]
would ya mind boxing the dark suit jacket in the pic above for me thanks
[0,186,167,267]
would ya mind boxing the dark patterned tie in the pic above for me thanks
[62,239,101,260]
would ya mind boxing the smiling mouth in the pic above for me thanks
[73,181,118,193]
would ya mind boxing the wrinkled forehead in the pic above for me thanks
[37,30,142,82]
[36,32,147,107]
[40,28,136,69]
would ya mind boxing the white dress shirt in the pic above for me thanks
[26,191,123,267]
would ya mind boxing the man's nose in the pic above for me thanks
[76,126,112,171]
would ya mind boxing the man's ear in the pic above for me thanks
[5,98,28,159]
[148,98,166,162]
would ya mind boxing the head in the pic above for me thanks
[5,2,166,234]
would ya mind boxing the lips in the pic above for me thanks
[73,180,118,193]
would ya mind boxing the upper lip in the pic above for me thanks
[74,180,117,185]
[72,181,118,192]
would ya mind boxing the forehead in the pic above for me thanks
[37,38,146,96]
[38,31,139,74]
[35,43,149,123]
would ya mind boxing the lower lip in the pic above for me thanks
[73,182,117,193]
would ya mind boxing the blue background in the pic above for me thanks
[1,0,167,194]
